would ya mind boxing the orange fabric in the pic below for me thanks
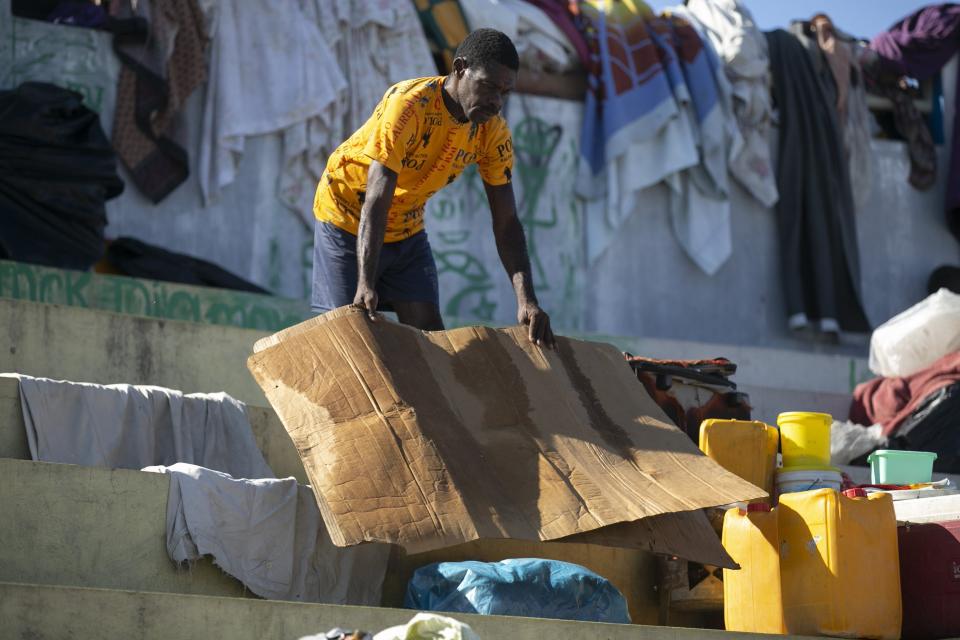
[314,76,513,242]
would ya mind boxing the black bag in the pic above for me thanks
[106,237,270,294]
[0,82,124,269]
[893,382,960,474]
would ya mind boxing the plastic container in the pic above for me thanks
[867,449,938,485]
[774,465,843,498]
[777,411,832,467]
[778,488,902,639]
[699,419,779,497]
[722,503,785,634]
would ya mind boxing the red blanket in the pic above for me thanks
[850,351,960,435]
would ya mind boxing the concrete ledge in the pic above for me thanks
[0,298,269,405]
[0,259,311,332]
[0,582,801,640]
[0,458,249,598]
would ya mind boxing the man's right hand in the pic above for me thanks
[353,283,379,321]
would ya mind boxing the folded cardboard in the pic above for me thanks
[248,307,766,565]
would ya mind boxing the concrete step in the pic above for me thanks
[0,458,249,599]
[0,458,674,626]
[0,297,269,406]
[0,376,307,483]
[0,296,866,428]
[0,581,793,640]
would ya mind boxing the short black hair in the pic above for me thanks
[454,28,519,71]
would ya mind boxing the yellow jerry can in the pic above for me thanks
[699,419,779,498]
[722,503,786,634]
[778,488,902,639]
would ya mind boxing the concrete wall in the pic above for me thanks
[1,581,792,640]
[0,6,314,301]
[5,8,955,355]
[0,459,249,598]
[434,94,959,352]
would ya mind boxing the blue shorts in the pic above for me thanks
[310,221,440,314]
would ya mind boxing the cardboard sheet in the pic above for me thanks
[248,307,766,566]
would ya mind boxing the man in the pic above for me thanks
[310,28,555,347]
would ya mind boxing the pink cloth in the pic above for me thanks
[850,351,960,436]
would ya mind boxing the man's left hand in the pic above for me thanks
[518,301,555,348]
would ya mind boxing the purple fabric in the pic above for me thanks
[524,0,591,69]
[870,4,960,241]
[870,4,960,79]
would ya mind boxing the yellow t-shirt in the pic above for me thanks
[313,76,514,243]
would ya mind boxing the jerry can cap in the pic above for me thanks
[842,488,868,498]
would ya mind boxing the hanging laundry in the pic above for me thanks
[869,4,960,242]
[765,30,871,335]
[322,0,438,135]
[0,82,124,270]
[145,463,391,604]
[197,0,347,222]
[576,0,698,263]
[111,0,208,203]
[790,16,873,212]
[277,0,437,222]
[524,0,591,70]
[684,0,778,208]
[413,0,471,73]
[660,10,740,275]
[458,0,580,73]
[9,374,274,479]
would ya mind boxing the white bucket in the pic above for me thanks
[775,467,843,498]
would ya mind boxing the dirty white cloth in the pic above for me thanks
[197,0,347,219]
[7,374,273,479]
[324,0,437,134]
[663,6,743,275]
[459,0,579,73]
[277,0,436,217]
[146,463,390,604]
[373,613,481,640]
[831,420,887,466]
[685,0,778,207]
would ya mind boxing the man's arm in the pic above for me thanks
[483,181,555,347]
[354,160,398,320]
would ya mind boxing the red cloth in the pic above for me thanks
[850,350,960,435]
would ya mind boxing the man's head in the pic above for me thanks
[450,29,519,124]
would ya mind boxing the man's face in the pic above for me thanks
[455,60,517,124]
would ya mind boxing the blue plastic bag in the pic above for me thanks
[403,558,631,624]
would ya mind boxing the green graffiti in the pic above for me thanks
[0,261,310,332]
[436,230,470,245]
[430,198,457,221]
[428,108,583,327]
[513,117,562,291]
[446,284,497,321]
[435,250,491,282]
